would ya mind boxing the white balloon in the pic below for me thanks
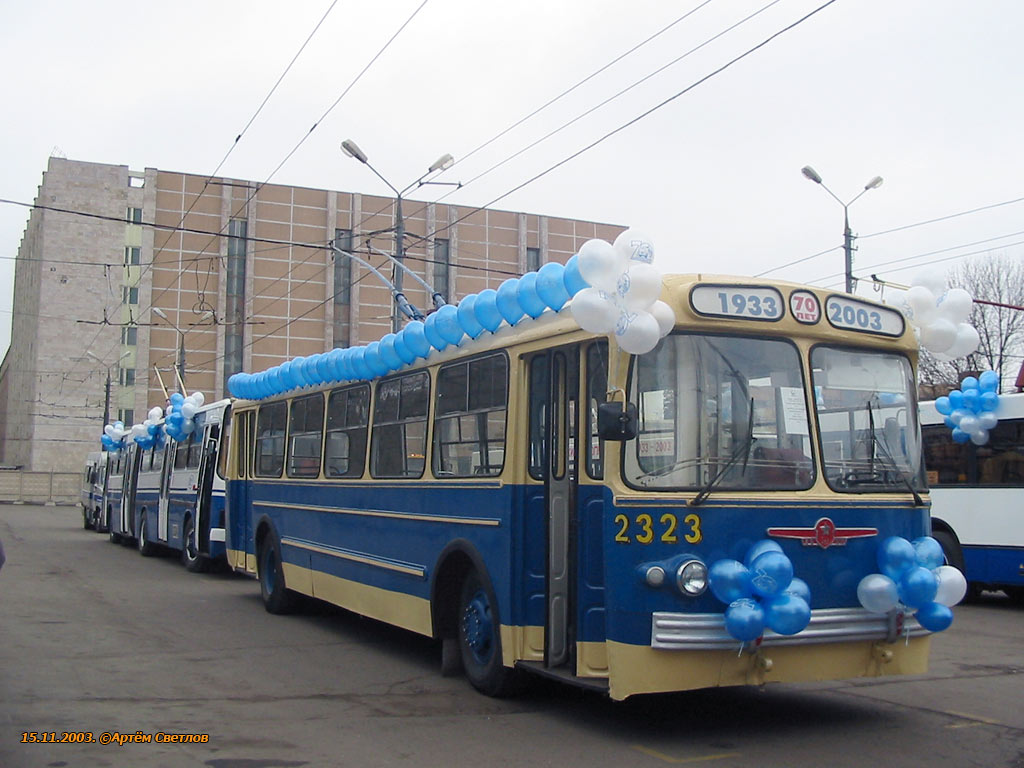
[969,428,989,446]
[857,573,899,614]
[570,287,618,334]
[958,415,980,435]
[612,228,655,264]
[905,286,938,327]
[192,391,206,407]
[149,406,164,422]
[933,565,967,606]
[650,300,676,337]
[615,310,661,354]
[911,268,947,296]
[944,323,980,358]
[920,318,957,353]
[937,288,973,324]
[182,419,195,434]
[131,423,147,439]
[181,402,197,419]
[104,424,115,437]
[619,262,663,311]
[576,239,623,293]
[979,411,999,431]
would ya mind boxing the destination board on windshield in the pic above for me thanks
[690,285,784,321]
[824,295,905,336]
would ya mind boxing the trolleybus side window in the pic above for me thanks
[324,385,370,478]
[255,401,287,478]
[433,353,508,478]
[287,393,325,478]
[370,371,429,479]
[923,418,1024,486]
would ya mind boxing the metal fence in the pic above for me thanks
[0,471,80,505]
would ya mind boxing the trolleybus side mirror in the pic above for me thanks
[597,401,638,441]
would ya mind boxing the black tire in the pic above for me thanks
[259,532,298,615]
[137,512,158,557]
[92,508,102,532]
[458,570,517,697]
[83,508,93,530]
[181,516,209,573]
[109,528,122,545]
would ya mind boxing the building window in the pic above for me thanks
[127,207,143,224]
[433,354,508,478]
[526,247,541,273]
[224,218,248,392]
[433,238,450,302]
[124,246,141,265]
[119,367,136,386]
[334,228,353,347]
[129,175,144,188]
[118,408,134,426]
[370,372,429,478]
[122,286,138,305]
[121,326,138,346]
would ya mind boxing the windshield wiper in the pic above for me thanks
[690,399,756,507]
[859,402,924,506]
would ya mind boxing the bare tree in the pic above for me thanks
[918,252,1024,396]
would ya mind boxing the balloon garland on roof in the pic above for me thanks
[227,228,676,401]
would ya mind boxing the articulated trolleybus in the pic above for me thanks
[921,392,1024,600]
[225,275,934,699]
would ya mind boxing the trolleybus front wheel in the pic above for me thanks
[181,516,209,573]
[458,570,517,697]
[259,533,298,615]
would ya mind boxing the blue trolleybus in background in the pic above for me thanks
[921,392,1024,601]
[80,452,106,530]
[223,274,938,699]
[129,400,231,571]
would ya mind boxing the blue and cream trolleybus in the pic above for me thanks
[222,269,943,699]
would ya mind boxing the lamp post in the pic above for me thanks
[341,139,455,332]
[152,307,187,392]
[87,350,130,428]
[801,165,883,293]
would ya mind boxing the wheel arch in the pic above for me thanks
[430,539,498,642]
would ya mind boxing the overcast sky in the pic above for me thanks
[2,0,1022,358]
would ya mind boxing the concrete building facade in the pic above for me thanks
[1,157,624,472]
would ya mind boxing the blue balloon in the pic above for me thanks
[749,551,794,598]
[496,278,525,325]
[393,331,417,365]
[951,427,970,444]
[563,253,588,296]
[363,342,388,377]
[943,416,957,429]
[378,334,403,370]
[315,353,333,383]
[744,539,783,567]
[536,262,570,311]
[980,391,999,412]
[708,559,753,605]
[402,320,432,359]
[147,423,159,436]
[325,348,344,382]
[724,598,765,642]
[170,392,184,406]
[288,358,306,389]
[764,593,811,636]
[878,536,916,581]
[228,373,244,398]
[934,396,952,415]
[979,370,999,393]
[302,355,320,386]
[915,601,954,632]
[474,289,503,333]
[912,536,944,570]
[268,366,284,394]
[517,272,547,318]
[961,388,979,413]
[349,347,372,380]
[961,376,979,392]
[457,294,485,339]
[435,304,466,346]
[948,389,964,410]
[899,565,938,609]
[168,412,184,427]
[423,312,449,352]
[784,576,811,604]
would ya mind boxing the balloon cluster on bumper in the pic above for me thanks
[856,536,966,633]
[934,371,1001,445]
[897,271,979,358]
[708,540,812,643]
[227,228,674,400]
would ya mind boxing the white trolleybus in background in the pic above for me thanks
[921,392,1024,601]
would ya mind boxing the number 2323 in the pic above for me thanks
[614,512,702,544]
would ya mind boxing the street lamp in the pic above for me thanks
[801,165,883,293]
[87,350,130,427]
[341,139,456,332]
[152,307,187,392]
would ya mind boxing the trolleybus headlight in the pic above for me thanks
[644,565,666,587]
[676,559,708,596]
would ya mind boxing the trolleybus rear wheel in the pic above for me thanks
[259,533,298,614]
[181,516,209,573]
[137,513,158,557]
